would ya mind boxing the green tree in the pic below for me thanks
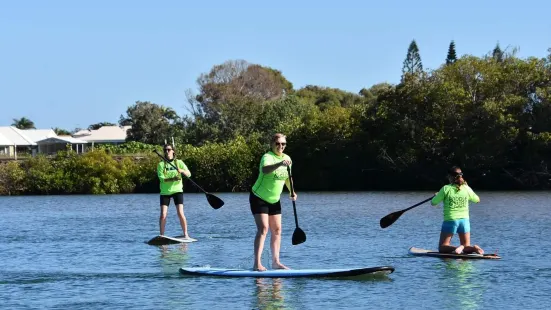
[52,127,71,135]
[119,101,180,144]
[11,117,36,129]
[188,60,293,122]
[446,40,457,65]
[88,122,116,130]
[296,85,366,110]
[492,43,504,62]
[402,40,423,79]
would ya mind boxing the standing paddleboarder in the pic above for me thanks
[250,133,298,271]
[157,144,192,239]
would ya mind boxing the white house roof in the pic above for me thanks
[0,132,12,145]
[36,136,88,144]
[72,125,130,143]
[0,126,36,146]
[21,129,57,143]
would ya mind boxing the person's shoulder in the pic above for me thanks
[283,153,291,160]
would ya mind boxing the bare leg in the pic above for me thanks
[176,204,189,238]
[438,232,463,254]
[159,205,168,236]
[459,233,484,254]
[269,214,289,270]
[253,213,269,271]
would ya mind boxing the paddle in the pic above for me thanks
[379,196,434,229]
[287,166,306,245]
[153,149,224,209]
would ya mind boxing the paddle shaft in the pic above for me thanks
[287,166,299,227]
[402,196,433,212]
[154,150,209,194]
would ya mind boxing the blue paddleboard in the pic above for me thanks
[408,247,501,259]
[179,266,394,278]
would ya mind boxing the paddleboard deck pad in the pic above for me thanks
[147,235,197,246]
[179,266,395,278]
[408,247,501,259]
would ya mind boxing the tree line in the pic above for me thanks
[4,40,551,195]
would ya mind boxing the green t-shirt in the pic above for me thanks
[157,159,190,195]
[431,184,480,221]
[252,151,292,204]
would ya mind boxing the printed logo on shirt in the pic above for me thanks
[449,196,467,209]
[274,167,289,180]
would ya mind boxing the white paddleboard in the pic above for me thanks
[147,235,198,246]
[179,266,394,278]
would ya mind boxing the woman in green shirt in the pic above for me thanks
[431,166,484,255]
[250,133,298,271]
[157,144,192,239]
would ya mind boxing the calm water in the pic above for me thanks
[1,191,550,309]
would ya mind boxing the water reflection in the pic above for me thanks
[253,278,286,310]
[441,260,486,310]
[159,244,189,273]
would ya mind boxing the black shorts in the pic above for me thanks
[250,191,281,215]
[160,192,184,206]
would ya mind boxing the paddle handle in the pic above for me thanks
[287,166,299,227]
[153,150,208,194]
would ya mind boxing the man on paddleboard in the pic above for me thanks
[250,133,298,271]
[157,144,192,239]
[431,166,484,255]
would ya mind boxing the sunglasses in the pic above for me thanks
[164,149,173,152]
[275,142,286,146]
[452,172,464,178]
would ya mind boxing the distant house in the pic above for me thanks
[0,126,88,158]
[0,132,13,156]
[72,125,130,147]
[0,126,37,158]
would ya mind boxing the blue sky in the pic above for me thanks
[1,0,550,131]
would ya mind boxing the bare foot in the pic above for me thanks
[254,265,267,271]
[472,245,484,254]
[272,262,290,270]
[454,245,465,254]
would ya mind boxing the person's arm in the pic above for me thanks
[431,187,445,206]
[157,162,168,182]
[178,160,191,178]
[263,161,287,174]
[466,185,480,203]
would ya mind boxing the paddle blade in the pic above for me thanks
[292,228,307,245]
[206,193,224,209]
[379,210,405,229]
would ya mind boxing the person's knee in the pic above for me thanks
[159,209,168,219]
[257,225,269,236]
[270,226,282,236]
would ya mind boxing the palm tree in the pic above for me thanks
[11,117,36,129]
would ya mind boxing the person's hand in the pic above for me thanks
[279,159,291,167]
[290,193,298,201]
[177,168,190,177]
[178,169,190,177]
